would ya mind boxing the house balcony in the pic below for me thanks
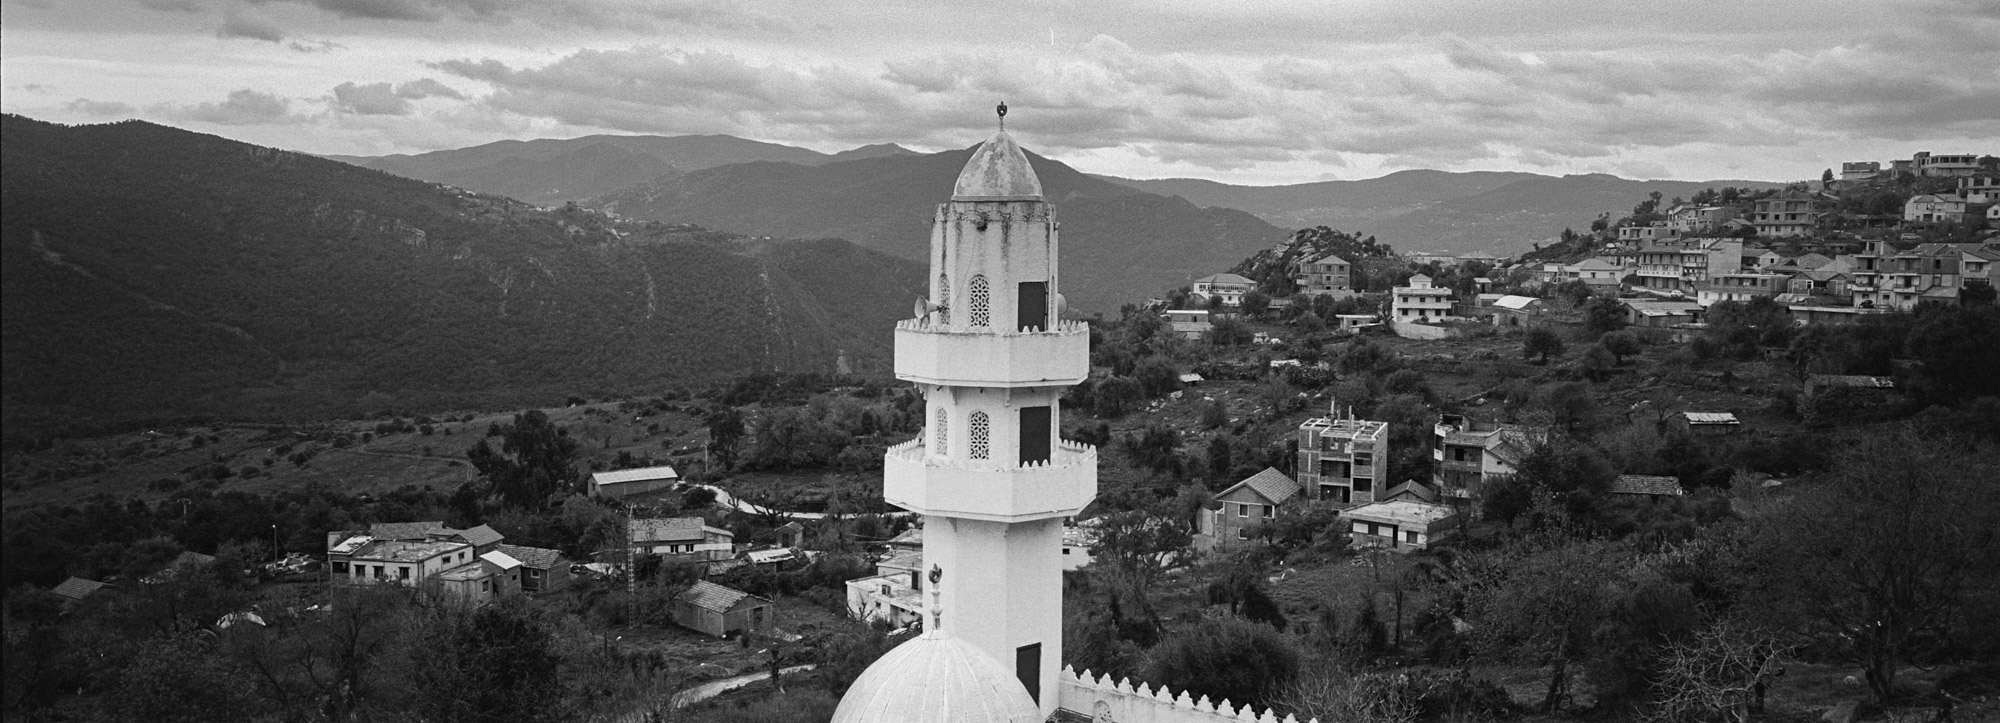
[894,318,1089,388]
[1436,459,1483,475]
[882,439,1098,523]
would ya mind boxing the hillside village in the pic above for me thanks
[3,138,1998,723]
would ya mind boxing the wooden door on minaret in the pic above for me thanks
[1017,281,1047,332]
[1019,406,1051,465]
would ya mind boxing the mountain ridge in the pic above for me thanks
[1,115,923,438]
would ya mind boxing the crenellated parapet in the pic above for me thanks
[1057,666,1317,723]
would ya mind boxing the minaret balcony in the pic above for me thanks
[882,439,1098,523]
[893,319,1089,388]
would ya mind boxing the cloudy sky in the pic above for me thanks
[4,0,1996,184]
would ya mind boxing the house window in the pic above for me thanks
[1062,548,1071,555]
[969,411,991,459]
[399,567,410,580]
[1355,478,1373,492]
[332,561,347,574]
[937,274,951,324]
[1236,528,1248,540]
[969,275,992,327]
[934,408,949,452]
[1264,504,1275,518]
[1405,531,1419,544]
[1237,504,1248,517]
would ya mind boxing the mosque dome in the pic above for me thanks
[951,129,1044,201]
[829,628,1043,723]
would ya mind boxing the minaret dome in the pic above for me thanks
[952,129,1043,201]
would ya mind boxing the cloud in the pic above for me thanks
[158,89,296,125]
[329,77,464,115]
[288,40,347,53]
[218,13,286,42]
[66,98,138,116]
[331,82,408,115]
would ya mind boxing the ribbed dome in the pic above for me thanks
[830,629,1043,723]
[951,130,1043,201]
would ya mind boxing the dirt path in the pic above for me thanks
[669,664,817,708]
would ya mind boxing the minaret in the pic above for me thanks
[883,105,1096,717]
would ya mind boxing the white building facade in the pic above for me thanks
[883,124,1097,717]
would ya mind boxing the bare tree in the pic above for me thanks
[1649,618,1791,723]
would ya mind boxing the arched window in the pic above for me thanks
[936,274,951,324]
[968,274,992,327]
[933,408,948,452]
[968,411,991,459]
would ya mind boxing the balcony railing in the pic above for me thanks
[882,439,1098,522]
[894,318,1089,387]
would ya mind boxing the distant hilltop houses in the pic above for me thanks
[1163,149,1993,341]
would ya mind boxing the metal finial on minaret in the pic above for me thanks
[926,565,944,631]
[996,101,1008,130]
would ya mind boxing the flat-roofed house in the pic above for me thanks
[1296,406,1389,505]
[1162,308,1212,340]
[332,537,480,587]
[1342,500,1458,551]
[589,465,680,500]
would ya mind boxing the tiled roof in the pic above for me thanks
[370,521,445,541]
[442,524,504,548]
[1306,253,1350,265]
[53,576,106,601]
[1224,467,1301,506]
[629,517,708,543]
[1194,273,1255,286]
[1612,475,1686,496]
[675,580,766,614]
[592,465,680,485]
[496,544,567,570]
[1384,481,1439,503]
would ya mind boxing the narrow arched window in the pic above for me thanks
[933,408,948,452]
[969,274,992,328]
[936,274,951,324]
[968,411,991,459]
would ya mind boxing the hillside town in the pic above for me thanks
[8,116,1994,723]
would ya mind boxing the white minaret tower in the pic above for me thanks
[883,104,1096,717]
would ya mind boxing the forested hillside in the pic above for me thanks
[593,146,1289,313]
[0,116,923,441]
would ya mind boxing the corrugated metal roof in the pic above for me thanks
[676,580,766,614]
[1681,412,1740,425]
[1343,500,1456,526]
[592,465,680,485]
[495,544,566,570]
[480,550,522,569]
[53,576,106,600]
[1492,295,1542,310]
